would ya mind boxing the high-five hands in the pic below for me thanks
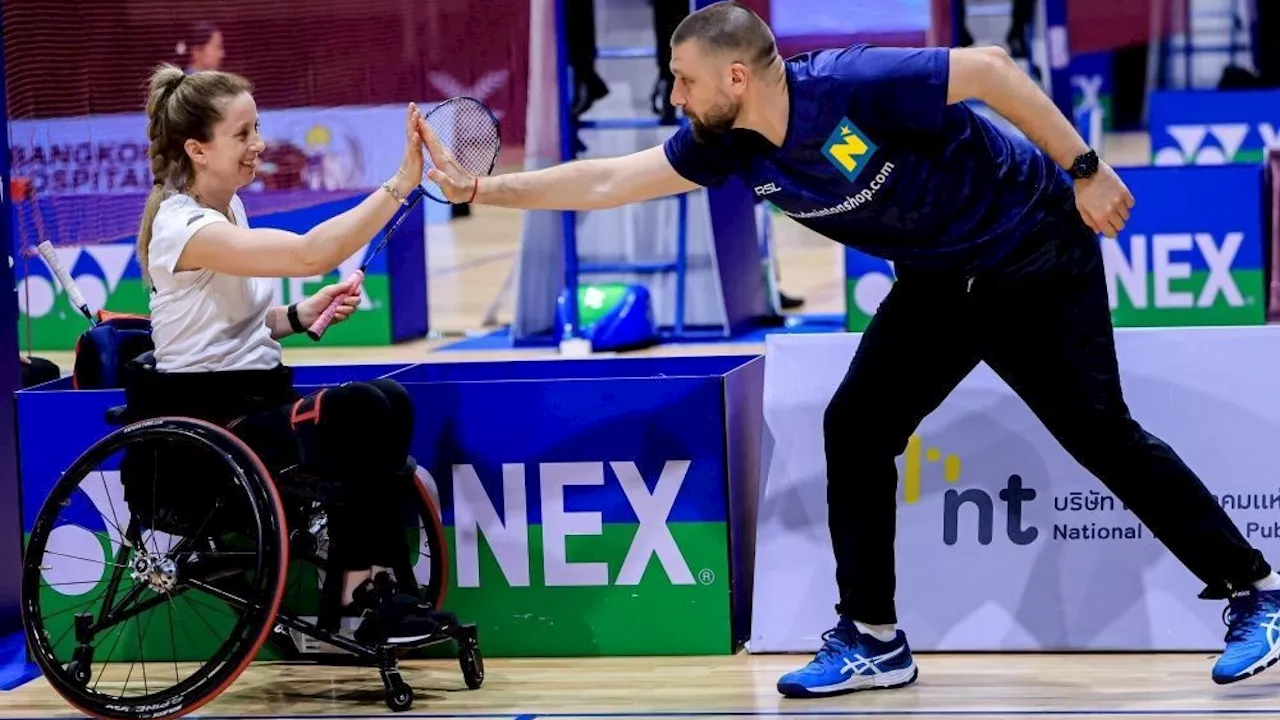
[418,118,479,204]
[394,103,427,192]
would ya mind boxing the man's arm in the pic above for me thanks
[421,114,699,211]
[946,46,1087,171]
[946,45,1134,237]
[472,145,699,210]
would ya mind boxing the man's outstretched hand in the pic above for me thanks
[419,118,478,203]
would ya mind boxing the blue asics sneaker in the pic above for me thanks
[1213,588,1280,684]
[777,618,918,698]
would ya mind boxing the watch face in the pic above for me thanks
[1073,152,1097,178]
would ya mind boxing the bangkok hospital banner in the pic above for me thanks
[750,330,1280,653]
[10,104,421,199]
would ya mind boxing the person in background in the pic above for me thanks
[953,0,1033,59]
[176,22,224,74]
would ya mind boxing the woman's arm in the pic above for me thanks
[264,305,294,340]
[174,103,427,278]
[178,173,416,278]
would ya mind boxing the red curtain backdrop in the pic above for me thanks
[2,0,530,145]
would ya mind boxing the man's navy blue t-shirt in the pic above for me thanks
[663,45,1074,274]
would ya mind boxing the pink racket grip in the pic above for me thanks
[306,270,364,341]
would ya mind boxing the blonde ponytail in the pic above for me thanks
[136,184,166,289]
[137,64,185,289]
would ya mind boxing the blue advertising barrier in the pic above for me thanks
[842,248,894,332]
[1101,164,1266,327]
[844,163,1267,329]
[1148,89,1280,166]
[17,354,764,659]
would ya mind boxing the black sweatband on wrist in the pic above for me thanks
[287,303,306,334]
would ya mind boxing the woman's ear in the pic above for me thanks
[183,138,206,167]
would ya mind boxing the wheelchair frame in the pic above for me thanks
[21,406,483,720]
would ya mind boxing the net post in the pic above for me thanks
[555,0,581,343]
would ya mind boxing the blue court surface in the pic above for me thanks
[0,631,40,692]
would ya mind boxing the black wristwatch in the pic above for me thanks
[286,303,306,334]
[1068,149,1099,180]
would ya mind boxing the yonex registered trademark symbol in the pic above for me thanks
[698,568,715,585]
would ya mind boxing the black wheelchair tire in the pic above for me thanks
[408,467,449,611]
[21,416,290,720]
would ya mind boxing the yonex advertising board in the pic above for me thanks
[843,248,893,332]
[844,165,1266,329]
[1102,165,1265,327]
[17,356,762,660]
[751,330,1280,652]
[397,355,762,656]
[1070,50,1113,134]
[1148,89,1280,166]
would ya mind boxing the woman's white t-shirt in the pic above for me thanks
[146,193,283,372]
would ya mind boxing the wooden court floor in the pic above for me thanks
[6,652,1280,719]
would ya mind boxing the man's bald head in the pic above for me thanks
[670,1,778,73]
[667,2,780,141]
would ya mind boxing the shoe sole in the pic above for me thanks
[1214,643,1280,685]
[778,664,919,698]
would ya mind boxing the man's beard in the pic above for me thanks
[689,102,739,143]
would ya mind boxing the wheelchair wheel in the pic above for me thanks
[406,466,449,610]
[21,416,289,720]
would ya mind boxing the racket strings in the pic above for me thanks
[422,97,501,181]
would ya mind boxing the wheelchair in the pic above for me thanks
[20,313,483,719]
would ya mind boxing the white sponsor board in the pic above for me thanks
[751,328,1280,652]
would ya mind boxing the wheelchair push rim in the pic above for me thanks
[21,416,290,720]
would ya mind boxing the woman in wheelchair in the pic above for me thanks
[21,64,478,720]
[130,64,440,645]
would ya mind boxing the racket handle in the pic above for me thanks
[306,270,364,341]
[36,240,93,323]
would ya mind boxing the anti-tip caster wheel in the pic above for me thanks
[459,644,484,689]
[380,665,414,712]
[386,684,414,712]
[67,660,90,687]
[68,643,94,687]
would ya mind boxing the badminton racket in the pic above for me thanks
[36,240,96,325]
[307,96,501,341]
